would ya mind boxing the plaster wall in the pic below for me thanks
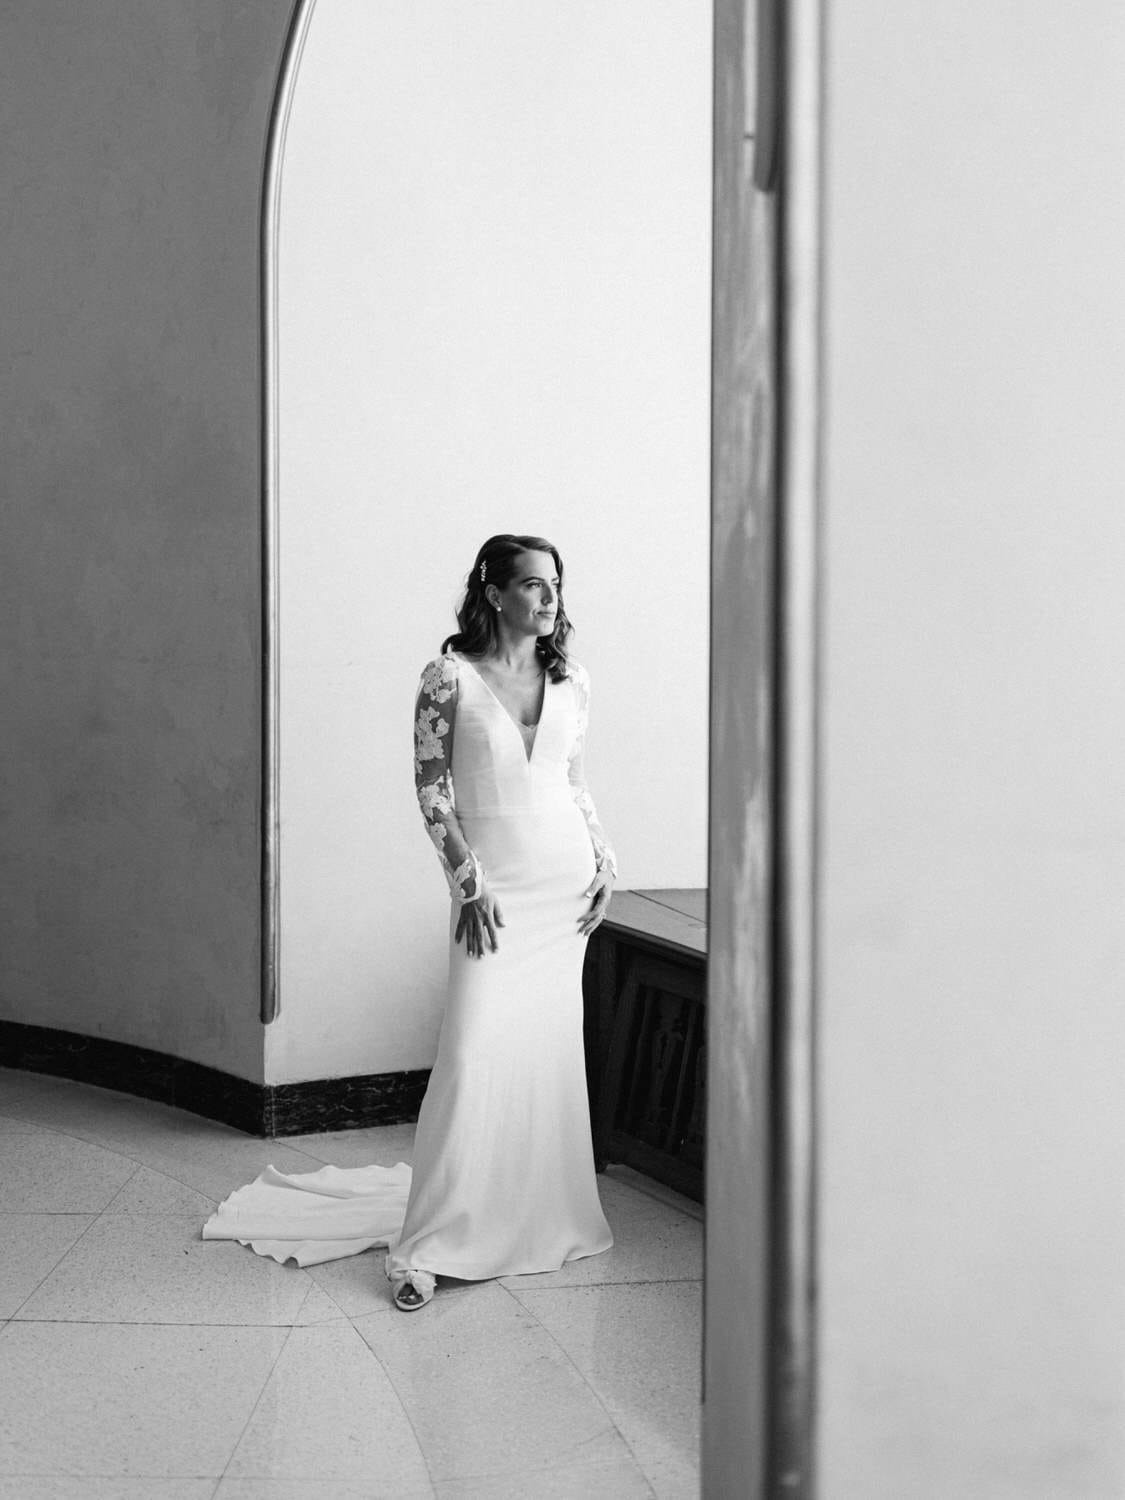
[269,1,712,1083]
[0,3,293,1082]
[818,5,1125,1493]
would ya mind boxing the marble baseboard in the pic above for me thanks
[0,1021,429,1136]
[266,1068,429,1135]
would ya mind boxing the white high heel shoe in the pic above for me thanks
[389,1268,436,1311]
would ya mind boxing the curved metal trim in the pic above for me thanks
[260,0,320,1024]
[770,0,824,1490]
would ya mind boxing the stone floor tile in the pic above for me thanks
[0,1068,53,1109]
[291,1283,349,1324]
[102,1165,217,1215]
[0,1213,95,1318]
[0,1321,286,1477]
[353,1281,638,1486]
[15,1215,310,1326]
[0,1480,216,1498]
[303,1247,398,1319]
[225,1320,430,1488]
[215,1481,435,1499]
[0,1132,136,1213]
[0,1114,55,1136]
[512,1281,701,1500]
[433,1427,655,1497]
[0,1082,324,1201]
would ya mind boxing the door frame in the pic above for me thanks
[704,0,822,1494]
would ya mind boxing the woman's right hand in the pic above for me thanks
[455,884,505,958]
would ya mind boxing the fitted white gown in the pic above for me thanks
[202,649,614,1284]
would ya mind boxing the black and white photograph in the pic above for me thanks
[1,2,1122,1497]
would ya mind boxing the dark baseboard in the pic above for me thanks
[266,1070,429,1136]
[0,1020,430,1137]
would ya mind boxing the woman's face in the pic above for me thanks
[492,550,561,638]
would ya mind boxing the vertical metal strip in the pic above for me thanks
[260,0,320,1024]
[770,0,824,1490]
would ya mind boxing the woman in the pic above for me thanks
[386,533,617,1308]
[202,535,616,1310]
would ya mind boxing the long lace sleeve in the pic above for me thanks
[567,662,618,879]
[414,654,484,904]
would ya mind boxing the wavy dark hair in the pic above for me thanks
[442,534,573,682]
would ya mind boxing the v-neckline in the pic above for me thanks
[455,652,545,762]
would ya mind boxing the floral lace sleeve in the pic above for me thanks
[567,662,618,880]
[414,654,484,904]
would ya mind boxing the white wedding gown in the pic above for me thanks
[203,649,615,1284]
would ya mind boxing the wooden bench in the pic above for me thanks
[582,889,707,1203]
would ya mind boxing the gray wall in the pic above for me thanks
[1,2,294,1081]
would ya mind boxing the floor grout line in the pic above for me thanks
[428,1420,654,1491]
[0,1112,223,1204]
[0,1471,228,1480]
[4,1208,107,1323]
[497,1279,659,1498]
[7,1316,315,1327]
[0,1107,336,1211]
[302,1271,355,1322]
[213,1318,298,1487]
[5,1149,242,1322]
[98,1159,143,1213]
[346,1312,439,1498]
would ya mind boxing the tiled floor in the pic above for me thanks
[0,1067,701,1499]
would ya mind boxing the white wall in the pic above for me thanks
[268,1,712,1083]
[819,4,1125,1494]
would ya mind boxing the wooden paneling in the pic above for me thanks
[583,891,708,1203]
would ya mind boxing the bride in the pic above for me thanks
[386,533,616,1308]
[204,534,617,1310]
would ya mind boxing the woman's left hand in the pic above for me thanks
[578,868,614,937]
